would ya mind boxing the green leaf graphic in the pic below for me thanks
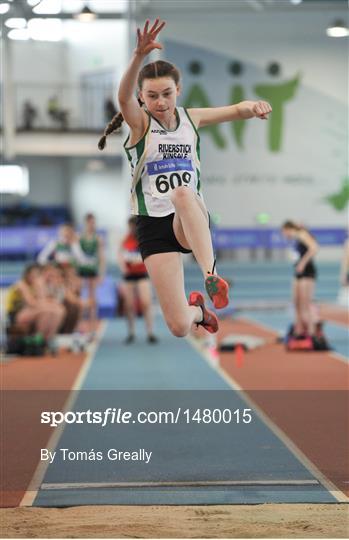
[324,177,349,211]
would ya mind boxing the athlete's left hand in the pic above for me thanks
[252,100,272,120]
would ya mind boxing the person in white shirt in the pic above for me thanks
[98,19,272,338]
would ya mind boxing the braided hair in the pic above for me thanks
[98,60,180,151]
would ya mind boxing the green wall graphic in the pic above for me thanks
[254,75,300,152]
[325,177,349,211]
[166,39,347,224]
[183,84,226,149]
[183,76,301,152]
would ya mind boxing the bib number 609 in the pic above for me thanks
[155,171,191,194]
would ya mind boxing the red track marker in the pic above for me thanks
[235,343,244,368]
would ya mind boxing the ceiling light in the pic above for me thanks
[326,20,349,38]
[290,0,302,5]
[5,17,27,29]
[0,3,10,14]
[8,27,30,40]
[28,18,63,41]
[73,5,97,22]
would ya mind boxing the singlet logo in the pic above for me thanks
[151,129,167,135]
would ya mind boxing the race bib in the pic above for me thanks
[147,159,194,199]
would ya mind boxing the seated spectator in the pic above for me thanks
[63,265,94,333]
[41,264,91,334]
[5,263,65,345]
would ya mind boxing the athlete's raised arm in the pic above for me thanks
[188,100,272,128]
[118,19,166,134]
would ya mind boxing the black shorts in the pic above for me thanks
[123,273,149,282]
[135,213,192,261]
[294,263,317,280]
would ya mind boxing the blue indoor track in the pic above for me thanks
[33,317,338,506]
[2,260,345,506]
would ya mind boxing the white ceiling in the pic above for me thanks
[7,0,348,18]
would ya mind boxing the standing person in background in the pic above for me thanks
[77,213,106,330]
[118,217,158,344]
[281,221,319,338]
[37,223,87,268]
[47,95,69,130]
[98,19,272,338]
[22,100,37,130]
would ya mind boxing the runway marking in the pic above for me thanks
[187,335,349,503]
[19,321,107,507]
[41,479,319,490]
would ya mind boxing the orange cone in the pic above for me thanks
[235,343,244,368]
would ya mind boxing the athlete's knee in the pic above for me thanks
[170,186,194,206]
[167,319,189,338]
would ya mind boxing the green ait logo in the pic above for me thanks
[324,177,349,211]
[183,74,300,152]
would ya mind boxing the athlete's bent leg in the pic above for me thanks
[171,187,229,309]
[144,251,203,337]
[171,187,214,277]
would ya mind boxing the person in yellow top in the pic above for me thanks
[6,263,65,341]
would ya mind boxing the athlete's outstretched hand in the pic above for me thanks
[252,100,272,120]
[135,19,166,57]
[238,100,272,120]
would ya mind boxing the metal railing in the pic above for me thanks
[11,81,119,132]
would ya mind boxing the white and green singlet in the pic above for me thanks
[124,107,201,217]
